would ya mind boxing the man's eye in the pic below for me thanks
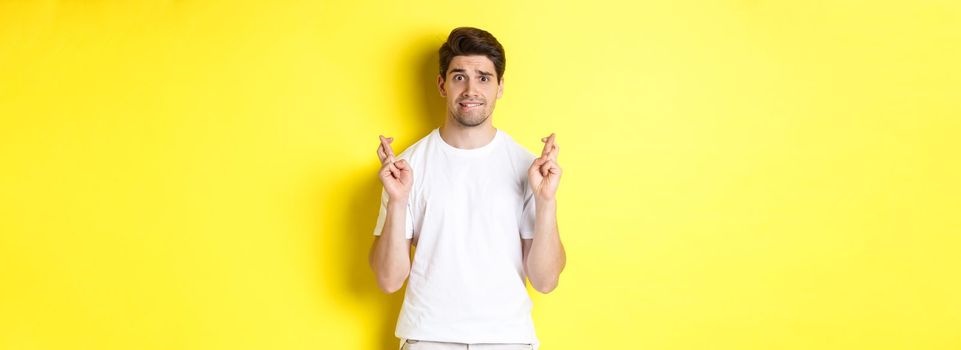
[455,75,464,81]
[480,76,489,82]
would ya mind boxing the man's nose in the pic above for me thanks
[462,81,480,97]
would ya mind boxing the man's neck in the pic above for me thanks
[439,121,497,150]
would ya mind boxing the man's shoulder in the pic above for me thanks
[499,130,537,162]
[396,129,436,160]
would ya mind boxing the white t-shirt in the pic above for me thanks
[373,128,539,347]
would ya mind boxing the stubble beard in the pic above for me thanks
[450,106,491,128]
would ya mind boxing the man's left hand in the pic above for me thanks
[528,133,562,201]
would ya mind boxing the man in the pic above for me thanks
[369,27,566,350]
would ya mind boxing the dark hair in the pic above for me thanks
[439,27,506,83]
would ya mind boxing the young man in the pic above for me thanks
[369,27,566,350]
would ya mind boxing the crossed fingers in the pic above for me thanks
[377,135,395,165]
[540,133,559,161]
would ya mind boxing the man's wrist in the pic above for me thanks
[535,196,556,207]
[387,197,409,208]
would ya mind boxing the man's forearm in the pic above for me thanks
[526,198,566,293]
[370,200,412,293]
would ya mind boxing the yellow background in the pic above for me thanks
[2,1,959,349]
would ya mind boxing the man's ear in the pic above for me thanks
[496,78,504,99]
[437,74,446,97]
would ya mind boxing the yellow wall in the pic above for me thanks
[2,1,959,349]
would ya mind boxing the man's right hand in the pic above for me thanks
[372,135,414,293]
[378,135,413,201]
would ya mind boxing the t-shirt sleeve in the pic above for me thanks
[372,187,414,239]
[520,175,537,239]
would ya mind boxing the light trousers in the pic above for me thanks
[400,338,534,350]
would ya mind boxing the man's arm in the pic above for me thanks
[369,200,412,294]
[368,135,414,294]
[523,133,566,294]
[523,198,566,293]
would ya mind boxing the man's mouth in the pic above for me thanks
[459,101,484,109]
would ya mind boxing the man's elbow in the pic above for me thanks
[531,276,560,294]
[368,251,410,294]
[526,260,565,294]
[377,280,404,294]
[375,271,409,294]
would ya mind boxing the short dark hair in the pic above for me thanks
[438,27,506,83]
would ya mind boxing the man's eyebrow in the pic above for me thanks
[447,68,494,77]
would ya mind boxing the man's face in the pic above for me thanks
[438,55,504,128]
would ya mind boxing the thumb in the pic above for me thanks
[387,161,402,178]
[530,157,547,176]
[540,161,551,177]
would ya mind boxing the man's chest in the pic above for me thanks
[409,157,528,233]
